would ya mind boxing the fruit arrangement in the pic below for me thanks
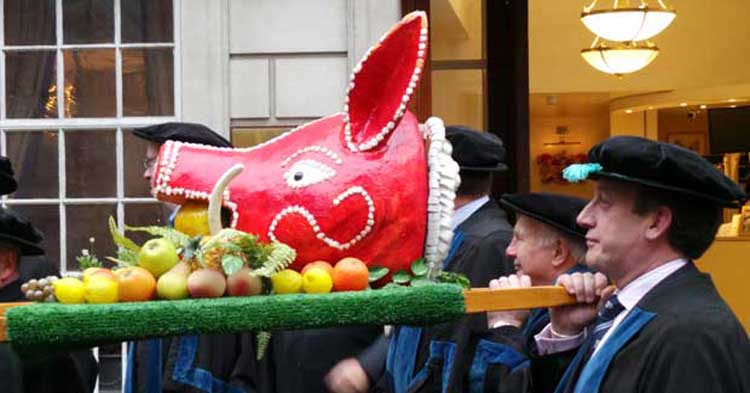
[20,214,391,305]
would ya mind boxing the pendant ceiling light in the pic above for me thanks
[581,42,659,77]
[581,1,676,42]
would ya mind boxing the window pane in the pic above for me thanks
[123,129,153,197]
[122,0,173,43]
[63,0,114,44]
[64,49,116,118]
[65,130,116,198]
[4,0,56,45]
[431,69,485,130]
[430,0,483,61]
[232,128,288,148]
[3,131,59,198]
[122,49,174,116]
[66,204,117,271]
[5,51,57,118]
[124,203,173,246]
[7,205,61,270]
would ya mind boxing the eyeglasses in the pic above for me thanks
[142,157,157,171]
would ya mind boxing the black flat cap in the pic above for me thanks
[500,193,589,239]
[0,156,18,195]
[133,122,233,147]
[446,126,508,172]
[0,209,44,256]
[563,136,747,207]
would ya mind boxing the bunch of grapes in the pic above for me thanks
[21,276,58,302]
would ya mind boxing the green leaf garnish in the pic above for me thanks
[368,266,390,282]
[392,270,412,284]
[222,254,245,276]
[410,258,428,276]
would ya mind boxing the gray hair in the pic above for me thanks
[530,220,587,264]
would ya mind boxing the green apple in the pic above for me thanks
[138,237,179,278]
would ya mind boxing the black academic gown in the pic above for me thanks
[554,262,750,393]
[0,277,98,393]
[378,199,521,393]
[259,326,382,393]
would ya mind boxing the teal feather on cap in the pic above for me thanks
[563,163,603,183]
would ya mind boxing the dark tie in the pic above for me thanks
[563,295,625,393]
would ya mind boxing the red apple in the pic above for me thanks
[226,267,264,296]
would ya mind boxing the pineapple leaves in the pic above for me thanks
[124,223,190,248]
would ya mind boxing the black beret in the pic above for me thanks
[132,122,233,148]
[0,156,18,195]
[0,209,44,256]
[500,193,589,239]
[563,136,747,207]
[446,126,508,172]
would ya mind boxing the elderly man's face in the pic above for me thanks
[577,179,651,277]
[143,142,161,184]
[506,215,558,284]
[0,245,19,289]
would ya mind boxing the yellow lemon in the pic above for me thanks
[53,277,86,304]
[84,276,119,304]
[174,202,211,237]
[302,267,333,294]
[271,269,303,294]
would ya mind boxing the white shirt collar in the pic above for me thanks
[451,196,489,230]
[616,258,688,311]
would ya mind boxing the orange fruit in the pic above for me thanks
[301,261,334,277]
[174,201,210,237]
[332,257,369,292]
[115,266,157,302]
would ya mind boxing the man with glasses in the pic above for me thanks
[126,123,259,393]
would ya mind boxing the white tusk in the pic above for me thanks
[208,164,245,235]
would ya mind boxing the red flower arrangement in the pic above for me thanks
[537,151,588,184]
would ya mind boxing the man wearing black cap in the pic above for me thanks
[536,136,750,392]
[484,193,590,393]
[0,209,98,393]
[363,125,515,393]
[126,123,258,393]
[0,156,18,196]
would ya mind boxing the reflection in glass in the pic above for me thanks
[66,204,117,271]
[7,205,61,269]
[124,129,155,197]
[3,131,59,198]
[430,0,483,61]
[65,130,116,198]
[122,49,174,116]
[432,69,485,130]
[5,51,57,118]
[64,49,116,118]
[4,0,56,45]
[124,203,174,246]
[122,0,173,43]
[232,128,288,148]
[63,0,114,44]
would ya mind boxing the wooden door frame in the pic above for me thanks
[401,0,530,194]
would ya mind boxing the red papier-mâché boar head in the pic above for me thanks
[151,12,459,275]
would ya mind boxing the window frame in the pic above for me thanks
[0,1,181,392]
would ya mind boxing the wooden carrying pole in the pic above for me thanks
[0,286,575,342]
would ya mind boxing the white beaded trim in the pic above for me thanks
[343,12,427,153]
[267,186,376,250]
[423,117,460,279]
[152,140,240,228]
[280,145,343,168]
